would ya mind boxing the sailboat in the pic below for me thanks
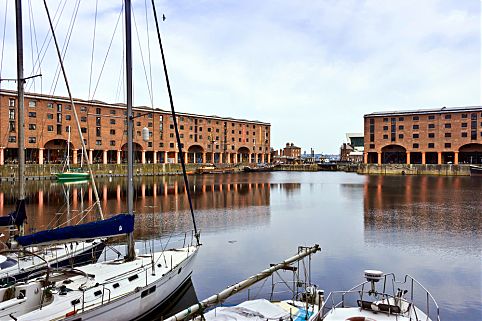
[55,127,90,182]
[0,0,200,319]
[0,0,106,285]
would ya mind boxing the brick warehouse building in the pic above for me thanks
[0,90,271,165]
[364,106,482,165]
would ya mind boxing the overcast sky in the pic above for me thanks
[0,0,480,153]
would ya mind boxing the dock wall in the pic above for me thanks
[356,164,471,176]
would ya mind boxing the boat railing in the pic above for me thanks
[319,274,440,321]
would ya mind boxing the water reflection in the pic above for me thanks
[0,175,276,239]
[363,176,481,255]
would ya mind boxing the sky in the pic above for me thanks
[0,0,480,154]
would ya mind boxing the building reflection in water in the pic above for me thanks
[362,175,481,254]
[0,174,278,239]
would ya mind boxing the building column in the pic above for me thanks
[164,151,168,163]
[89,149,93,164]
[103,150,108,164]
[211,152,214,163]
[454,151,459,165]
[220,153,224,164]
[421,152,426,165]
[406,151,410,165]
[117,150,121,164]
[261,153,265,163]
[153,151,157,164]
[377,152,382,165]
[363,152,368,164]
[184,152,188,164]
[267,153,271,163]
[141,150,146,164]
[437,152,442,165]
[192,153,196,164]
[174,151,178,163]
[38,148,43,165]
[234,153,238,164]
[72,149,78,164]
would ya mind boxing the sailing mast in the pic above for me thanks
[15,0,26,237]
[125,0,135,261]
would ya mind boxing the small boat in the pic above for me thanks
[315,270,440,321]
[469,165,482,176]
[55,128,90,182]
[165,245,321,321]
[243,164,275,172]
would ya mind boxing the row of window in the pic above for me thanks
[382,132,481,139]
[412,143,452,149]
[382,122,481,131]
[381,112,481,122]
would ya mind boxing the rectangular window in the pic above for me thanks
[80,105,87,112]
[57,104,62,112]
[96,108,101,115]
[9,121,15,132]
[445,133,451,137]
[428,115,435,120]
[8,98,15,107]
[461,132,467,137]
[444,123,451,128]
[462,122,467,128]
[169,143,174,148]
[444,114,451,119]
[383,118,388,122]
[398,125,404,130]
[96,117,101,126]
[412,116,419,121]
[383,134,388,139]
[66,105,72,110]
[96,140,102,146]
[471,131,477,140]
[57,113,62,123]
[369,143,375,149]
[57,125,62,135]
[28,137,36,143]
[413,133,419,138]
[28,112,36,118]
[48,125,54,132]
[9,109,15,120]
[398,117,404,121]
[383,126,388,130]
[8,136,16,143]
[428,124,435,129]
[110,109,116,115]
[428,133,435,138]
[110,129,116,135]
[81,116,87,122]
[148,122,153,127]
[28,124,36,130]
[96,127,101,137]
[66,125,71,133]
[413,143,419,148]
[47,114,53,119]
[110,119,116,125]
[428,143,435,148]
[29,100,37,107]
[461,113,467,118]
[179,125,184,130]
[413,125,419,130]
[398,134,404,139]
[66,115,71,120]
[444,143,451,148]
[369,118,374,124]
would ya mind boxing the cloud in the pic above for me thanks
[0,0,479,153]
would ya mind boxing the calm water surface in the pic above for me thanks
[0,172,480,321]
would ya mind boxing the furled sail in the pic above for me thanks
[17,214,134,247]
[0,199,26,227]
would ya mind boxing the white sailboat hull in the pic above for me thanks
[15,246,198,321]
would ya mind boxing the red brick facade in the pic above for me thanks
[364,107,482,164]
[0,90,271,165]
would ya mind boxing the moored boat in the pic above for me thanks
[469,164,482,176]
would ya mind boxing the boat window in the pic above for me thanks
[71,298,81,306]
[141,286,156,298]
[94,290,102,297]
[128,274,138,282]
[113,283,120,289]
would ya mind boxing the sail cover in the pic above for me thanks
[17,214,134,247]
[0,199,26,227]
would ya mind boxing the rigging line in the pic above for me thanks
[0,0,8,80]
[49,0,81,96]
[28,0,66,85]
[132,6,154,106]
[90,3,124,100]
[87,0,98,101]
[27,0,43,94]
[151,0,200,246]
[144,0,154,106]
[42,0,104,220]
[27,0,35,92]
